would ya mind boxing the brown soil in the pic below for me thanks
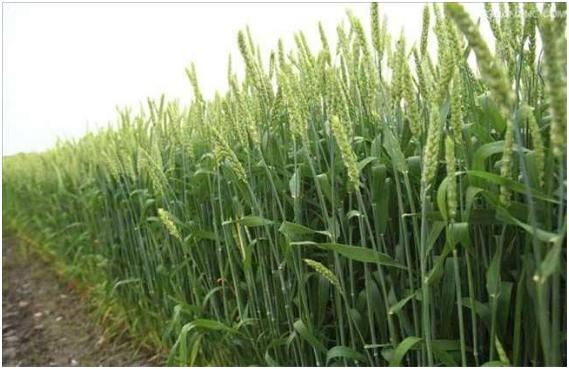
[2,233,158,366]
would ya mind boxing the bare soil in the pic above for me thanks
[2,233,158,367]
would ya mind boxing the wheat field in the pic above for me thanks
[3,3,567,366]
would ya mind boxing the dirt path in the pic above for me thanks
[2,233,158,366]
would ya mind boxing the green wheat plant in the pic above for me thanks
[3,2,566,366]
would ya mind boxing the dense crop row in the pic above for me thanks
[3,3,567,366]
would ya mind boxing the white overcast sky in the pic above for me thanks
[2,2,488,155]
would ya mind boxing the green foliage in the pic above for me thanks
[3,2,566,366]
